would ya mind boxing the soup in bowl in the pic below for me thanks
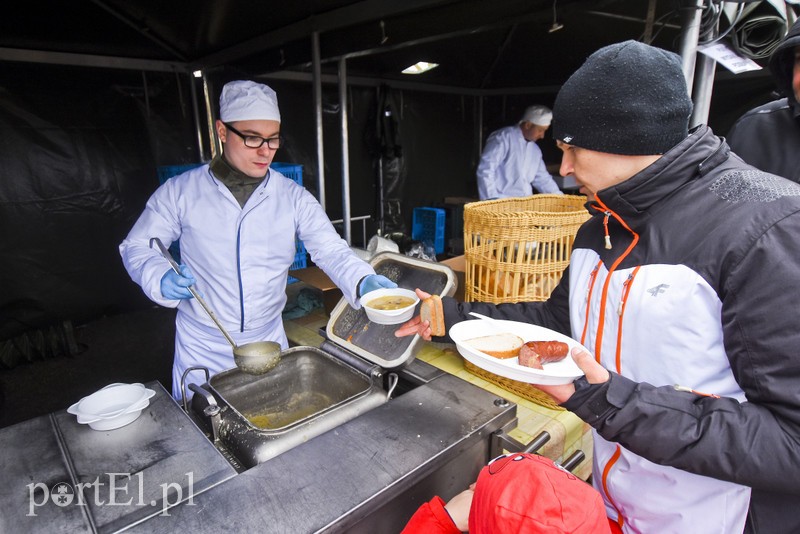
[362,288,420,325]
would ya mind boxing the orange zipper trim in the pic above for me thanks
[589,199,639,364]
[673,385,721,398]
[615,266,641,373]
[599,268,642,530]
[587,199,640,529]
[580,260,603,346]
[602,444,625,528]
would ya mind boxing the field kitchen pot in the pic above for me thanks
[188,346,390,468]
[189,252,459,469]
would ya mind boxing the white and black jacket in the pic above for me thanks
[441,126,800,533]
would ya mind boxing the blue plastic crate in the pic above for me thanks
[412,207,446,254]
[295,237,306,255]
[271,162,303,187]
[272,163,305,258]
[287,249,308,284]
[157,163,204,185]
[156,164,206,262]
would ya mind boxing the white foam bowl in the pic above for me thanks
[361,288,420,325]
[68,383,155,431]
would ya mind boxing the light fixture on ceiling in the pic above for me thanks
[549,0,564,33]
[192,70,203,78]
[402,61,439,75]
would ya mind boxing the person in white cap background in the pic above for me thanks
[398,40,800,533]
[475,104,563,200]
[119,80,396,400]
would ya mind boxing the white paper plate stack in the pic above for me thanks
[67,383,155,431]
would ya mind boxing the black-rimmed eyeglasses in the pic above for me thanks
[224,123,284,149]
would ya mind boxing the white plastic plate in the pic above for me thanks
[449,319,587,385]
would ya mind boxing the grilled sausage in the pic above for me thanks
[518,341,569,369]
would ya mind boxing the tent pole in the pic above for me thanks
[338,57,352,245]
[312,31,326,210]
[690,10,718,128]
[378,154,385,236]
[188,73,205,161]
[477,96,484,158]
[677,0,704,95]
[202,74,219,159]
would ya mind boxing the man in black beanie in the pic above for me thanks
[397,39,800,534]
[552,40,692,156]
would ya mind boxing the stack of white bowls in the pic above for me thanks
[67,383,155,431]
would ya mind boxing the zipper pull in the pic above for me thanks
[603,211,612,250]
[617,273,633,316]
[673,384,721,398]
[585,263,600,304]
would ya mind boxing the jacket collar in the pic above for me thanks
[590,125,726,221]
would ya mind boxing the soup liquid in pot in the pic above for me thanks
[246,391,333,429]
[366,295,415,310]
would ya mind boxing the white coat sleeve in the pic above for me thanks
[293,188,375,309]
[531,152,563,195]
[475,133,505,200]
[119,180,184,308]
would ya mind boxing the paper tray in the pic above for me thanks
[326,252,457,370]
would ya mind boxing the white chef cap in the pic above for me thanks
[219,80,281,123]
[520,105,552,127]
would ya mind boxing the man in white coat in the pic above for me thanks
[120,80,395,400]
[475,105,563,200]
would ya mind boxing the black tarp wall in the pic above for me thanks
[0,63,165,344]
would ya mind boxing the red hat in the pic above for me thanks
[469,453,611,534]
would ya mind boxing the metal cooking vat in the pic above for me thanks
[190,345,389,468]
[190,252,459,470]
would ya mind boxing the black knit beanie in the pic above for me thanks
[552,40,693,155]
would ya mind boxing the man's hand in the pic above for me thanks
[443,483,475,531]
[535,346,610,403]
[359,274,397,296]
[160,265,196,300]
[394,288,432,340]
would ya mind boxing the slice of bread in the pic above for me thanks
[466,333,525,359]
[420,295,445,336]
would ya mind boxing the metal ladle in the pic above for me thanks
[150,238,281,375]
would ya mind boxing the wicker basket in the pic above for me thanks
[463,194,589,303]
[463,360,564,411]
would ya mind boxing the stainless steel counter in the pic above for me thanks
[1,381,236,533]
[3,361,516,533]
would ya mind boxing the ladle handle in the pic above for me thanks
[150,237,237,348]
